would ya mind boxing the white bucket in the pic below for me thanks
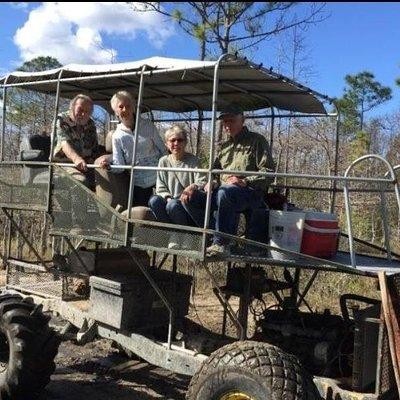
[269,210,305,260]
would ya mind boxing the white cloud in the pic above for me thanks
[13,2,175,65]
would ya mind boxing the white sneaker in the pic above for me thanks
[168,232,179,249]
[168,241,179,249]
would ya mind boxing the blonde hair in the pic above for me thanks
[110,90,134,113]
[164,125,187,143]
[69,94,93,115]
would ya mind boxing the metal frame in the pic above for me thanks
[343,155,400,268]
[125,65,147,245]
[0,82,398,281]
[47,69,64,213]
[0,74,10,162]
[2,207,48,269]
[1,53,400,399]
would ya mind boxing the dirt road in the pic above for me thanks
[40,339,190,400]
[38,291,229,400]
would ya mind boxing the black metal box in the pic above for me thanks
[89,269,192,330]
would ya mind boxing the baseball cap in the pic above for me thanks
[217,104,243,119]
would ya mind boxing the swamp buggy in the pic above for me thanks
[0,54,400,400]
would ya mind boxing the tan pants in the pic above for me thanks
[63,166,95,190]
[95,168,129,211]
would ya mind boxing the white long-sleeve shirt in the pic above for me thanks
[111,118,166,188]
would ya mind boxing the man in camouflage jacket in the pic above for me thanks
[54,93,99,190]
[183,104,275,256]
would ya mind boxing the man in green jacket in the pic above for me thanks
[183,104,275,256]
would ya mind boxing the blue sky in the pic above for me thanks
[1,2,399,118]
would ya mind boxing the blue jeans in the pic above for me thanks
[183,185,267,245]
[148,195,193,226]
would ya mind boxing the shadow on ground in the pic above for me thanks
[40,340,190,400]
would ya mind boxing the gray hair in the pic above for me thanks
[164,125,187,143]
[110,90,134,113]
[69,94,93,115]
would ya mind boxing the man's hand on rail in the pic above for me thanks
[95,154,112,170]
[73,155,87,172]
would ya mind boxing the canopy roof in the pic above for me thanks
[0,55,330,114]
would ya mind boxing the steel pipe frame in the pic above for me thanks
[2,159,396,185]
[296,270,319,308]
[344,154,400,268]
[270,184,399,194]
[1,207,48,269]
[3,55,399,276]
[44,80,177,329]
[0,54,338,207]
[211,232,376,275]
[4,55,398,360]
[5,210,12,269]
[380,185,392,262]
[152,112,337,123]
[0,74,10,162]
[195,52,277,258]
[125,248,174,349]
[125,65,147,246]
[47,69,64,213]
[340,232,400,259]
[201,53,229,258]
[202,261,245,340]
[331,102,341,212]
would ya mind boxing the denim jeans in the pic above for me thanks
[148,195,193,226]
[183,185,267,245]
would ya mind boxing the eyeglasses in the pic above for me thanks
[168,138,185,143]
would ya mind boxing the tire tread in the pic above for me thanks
[0,293,60,400]
[186,341,319,400]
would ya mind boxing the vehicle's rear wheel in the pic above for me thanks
[186,341,319,400]
[0,293,60,400]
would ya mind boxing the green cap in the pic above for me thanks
[217,103,243,119]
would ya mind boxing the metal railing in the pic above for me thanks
[2,53,400,348]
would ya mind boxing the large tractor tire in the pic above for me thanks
[0,293,60,400]
[186,341,319,400]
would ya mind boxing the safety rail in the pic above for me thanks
[344,155,400,268]
[0,157,399,275]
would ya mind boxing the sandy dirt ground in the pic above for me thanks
[41,339,189,400]
[38,291,241,400]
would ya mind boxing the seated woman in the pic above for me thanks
[95,90,166,209]
[149,125,206,248]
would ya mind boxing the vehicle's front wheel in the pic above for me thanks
[186,341,319,400]
[0,293,60,400]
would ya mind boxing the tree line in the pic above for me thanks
[1,2,400,260]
